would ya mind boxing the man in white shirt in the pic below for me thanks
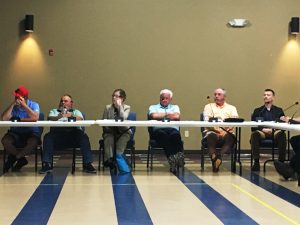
[203,88,238,172]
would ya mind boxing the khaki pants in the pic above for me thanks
[103,132,130,160]
[250,130,286,161]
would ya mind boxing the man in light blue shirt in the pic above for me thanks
[40,94,96,174]
[1,86,41,172]
[148,89,184,173]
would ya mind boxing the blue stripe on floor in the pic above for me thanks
[177,170,258,225]
[12,168,69,225]
[242,170,300,207]
[111,172,153,225]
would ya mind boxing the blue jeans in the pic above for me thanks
[42,128,93,164]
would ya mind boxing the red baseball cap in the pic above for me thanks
[13,86,29,98]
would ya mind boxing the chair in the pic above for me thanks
[98,112,136,171]
[2,112,44,173]
[250,129,288,172]
[146,126,164,170]
[200,113,241,174]
[146,116,184,171]
[48,113,87,174]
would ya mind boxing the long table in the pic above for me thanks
[0,120,298,130]
[1,120,299,175]
[0,120,95,127]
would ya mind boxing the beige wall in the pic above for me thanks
[1,0,300,151]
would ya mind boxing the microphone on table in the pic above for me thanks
[206,96,218,122]
[288,107,300,124]
[283,101,299,111]
[275,102,299,123]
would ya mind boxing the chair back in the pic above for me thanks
[126,112,136,148]
[200,112,205,138]
[127,112,136,136]
[147,114,155,139]
[38,112,45,137]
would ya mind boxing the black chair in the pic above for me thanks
[200,113,242,174]
[146,116,184,171]
[48,113,87,174]
[250,129,288,172]
[147,126,164,170]
[98,112,136,171]
[2,112,44,173]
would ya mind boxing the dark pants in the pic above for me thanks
[42,129,93,164]
[152,128,183,157]
[290,135,300,173]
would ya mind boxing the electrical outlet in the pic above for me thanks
[184,130,189,137]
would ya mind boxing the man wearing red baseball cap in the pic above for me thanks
[13,86,29,98]
[1,86,41,172]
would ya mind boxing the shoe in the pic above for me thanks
[274,161,296,180]
[211,154,222,173]
[83,163,96,173]
[12,157,28,171]
[175,152,185,168]
[251,162,260,172]
[39,162,53,174]
[4,154,17,173]
[168,155,177,174]
[103,158,115,170]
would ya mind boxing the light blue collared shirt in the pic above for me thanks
[148,103,180,131]
[10,99,40,135]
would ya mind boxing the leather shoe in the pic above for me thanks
[4,154,17,173]
[274,161,296,180]
[12,157,28,171]
[251,163,260,172]
[103,158,115,170]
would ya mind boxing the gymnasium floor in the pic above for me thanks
[1,154,300,225]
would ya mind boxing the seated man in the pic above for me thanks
[39,94,96,174]
[1,86,40,172]
[148,89,184,174]
[250,89,286,171]
[203,88,238,172]
[274,116,300,180]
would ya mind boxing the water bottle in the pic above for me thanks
[203,111,209,121]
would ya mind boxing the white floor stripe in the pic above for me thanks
[47,172,118,225]
[134,172,223,225]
